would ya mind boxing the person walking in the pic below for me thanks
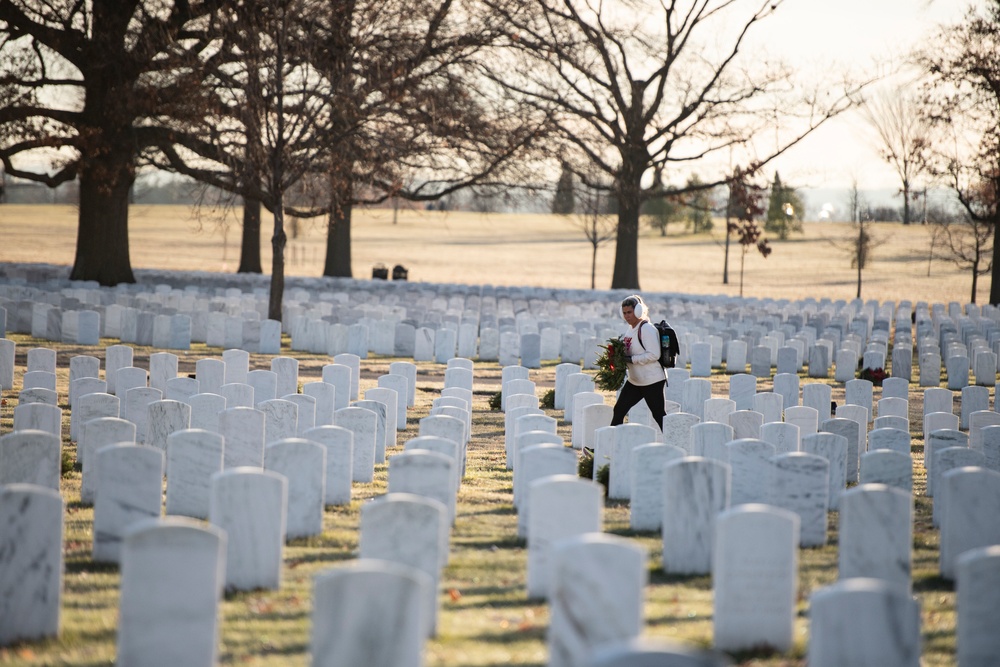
[610,294,667,430]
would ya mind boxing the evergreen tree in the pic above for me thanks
[684,175,713,233]
[552,163,575,214]
[643,186,683,236]
[765,172,805,240]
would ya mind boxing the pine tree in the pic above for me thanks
[552,163,575,214]
[765,171,804,240]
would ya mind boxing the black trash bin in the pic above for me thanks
[392,264,408,281]
[372,263,389,280]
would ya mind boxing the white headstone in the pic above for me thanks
[359,493,448,636]
[165,428,225,519]
[335,406,378,483]
[0,430,61,490]
[79,417,135,504]
[808,578,921,667]
[768,452,829,546]
[92,444,164,563]
[860,449,913,493]
[726,438,776,506]
[210,467,287,591]
[713,504,799,652]
[219,406,266,469]
[389,450,457,525]
[662,457,730,575]
[940,467,1000,579]
[196,358,226,396]
[265,438,325,539]
[115,517,226,667]
[629,443,686,531]
[146,399,191,451]
[302,425,354,506]
[526,475,604,600]
[0,484,63,645]
[302,381,336,427]
[956,545,1000,666]
[310,560,429,667]
[516,443,577,538]
[839,483,913,590]
[547,534,646,667]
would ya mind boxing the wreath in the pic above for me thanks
[594,337,627,391]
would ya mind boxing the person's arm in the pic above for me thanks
[630,322,660,365]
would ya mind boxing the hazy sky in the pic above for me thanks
[755,0,976,191]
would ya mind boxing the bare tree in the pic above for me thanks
[860,86,932,226]
[726,169,769,297]
[722,166,764,286]
[298,0,543,278]
[575,180,617,289]
[153,0,333,320]
[0,1,229,285]
[917,2,1000,304]
[484,0,864,289]
[935,212,994,304]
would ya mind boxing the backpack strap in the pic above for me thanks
[634,322,649,353]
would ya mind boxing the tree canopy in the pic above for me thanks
[917,0,1000,304]
[483,0,863,288]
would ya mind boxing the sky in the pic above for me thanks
[748,0,977,192]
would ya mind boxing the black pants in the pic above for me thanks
[611,379,667,431]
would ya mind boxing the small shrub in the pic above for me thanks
[488,391,502,411]
[540,389,555,409]
[578,448,609,496]
[578,447,594,478]
[62,449,75,477]
[596,464,610,495]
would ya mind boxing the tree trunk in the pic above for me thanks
[238,198,263,273]
[591,242,597,289]
[971,261,979,304]
[269,197,287,321]
[902,183,911,226]
[610,171,642,289]
[722,214,731,285]
[990,216,1000,305]
[857,264,862,299]
[70,153,136,286]
[323,177,353,277]
[739,247,746,297]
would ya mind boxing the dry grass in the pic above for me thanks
[0,204,961,665]
[0,339,956,667]
[0,203,982,304]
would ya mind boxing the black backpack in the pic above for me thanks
[638,320,680,368]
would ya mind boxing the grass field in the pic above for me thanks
[0,339,954,667]
[0,204,967,665]
[0,203,984,305]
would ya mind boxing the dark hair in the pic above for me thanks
[621,296,640,309]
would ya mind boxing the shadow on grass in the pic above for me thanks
[445,593,537,611]
[65,559,119,576]
[648,569,713,590]
[458,504,517,517]
[913,573,955,593]
[451,537,525,551]
[219,641,310,661]
[467,625,548,644]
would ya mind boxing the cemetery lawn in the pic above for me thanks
[0,203,984,305]
[0,338,957,666]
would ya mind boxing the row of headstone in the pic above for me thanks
[7,264,999,391]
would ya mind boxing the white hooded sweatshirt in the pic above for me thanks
[623,319,666,386]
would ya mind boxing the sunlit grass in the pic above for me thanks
[0,335,959,665]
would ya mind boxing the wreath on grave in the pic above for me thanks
[594,337,628,392]
[858,366,888,386]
